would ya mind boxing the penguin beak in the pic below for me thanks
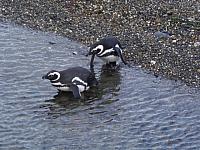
[42,74,48,79]
[85,51,92,57]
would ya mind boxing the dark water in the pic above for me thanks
[0,22,200,150]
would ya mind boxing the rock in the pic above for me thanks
[73,51,78,55]
[150,60,156,65]
[194,42,200,47]
[154,31,171,39]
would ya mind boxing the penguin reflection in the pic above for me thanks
[96,65,121,96]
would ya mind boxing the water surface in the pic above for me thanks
[0,22,200,149]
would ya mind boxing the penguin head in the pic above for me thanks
[86,44,104,56]
[42,70,60,81]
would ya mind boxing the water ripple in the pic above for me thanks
[0,22,200,149]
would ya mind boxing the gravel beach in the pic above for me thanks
[0,0,199,87]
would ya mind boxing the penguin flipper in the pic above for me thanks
[70,84,81,99]
[114,47,127,65]
[90,54,95,69]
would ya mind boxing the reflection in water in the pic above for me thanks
[43,92,84,119]
[97,65,121,96]
[2,23,200,149]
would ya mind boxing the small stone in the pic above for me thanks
[172,40,177,43]
[93,5,98,9]
[166,11,173,16]
[66,29,72,33]
[194,42,200,47]
[73,51,78,55]
[150,60,156,65]
[154,31,171,39]
[188,17,195,21]
[49,41,56,45]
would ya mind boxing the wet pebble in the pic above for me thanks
[154,31,171,39]
[0,0,199,87]
[48,41,56,45]
[150,60,156,65]
[194,42,200,47]
[72,51,78,55]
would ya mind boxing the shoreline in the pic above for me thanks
[0,0,199,87]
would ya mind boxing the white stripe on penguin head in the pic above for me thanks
[91,45,104,55]
[98,44,121,57]
[48,72,60,81]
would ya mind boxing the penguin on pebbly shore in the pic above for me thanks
[42,67,97,99]
[86,36,127,68]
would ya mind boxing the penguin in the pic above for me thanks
[86,36,127,68]
[42,67,97,99]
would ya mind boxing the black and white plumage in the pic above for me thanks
[86,37,127,68]
[42,67,97,99]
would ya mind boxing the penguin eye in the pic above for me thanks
[48,74,54,78]
[96,48,101,53]
[48,73,57,79]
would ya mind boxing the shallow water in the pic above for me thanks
[0,22,200,149]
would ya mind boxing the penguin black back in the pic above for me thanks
[62,67,97,87]
[42,67,97,99]
[90,37,122,50]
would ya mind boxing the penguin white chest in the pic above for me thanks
[56,86,71,91]
[100,55,119,63]
[54,85,89,92]
[51,82,71,91]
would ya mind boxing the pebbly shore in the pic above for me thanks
[0,0,200,87]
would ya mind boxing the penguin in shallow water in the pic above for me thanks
[86,36,127,68]
[42,67,97,99]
